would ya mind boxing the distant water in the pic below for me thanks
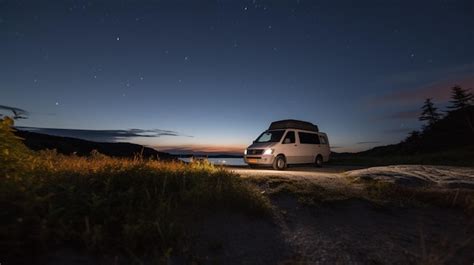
[179,157,246,166]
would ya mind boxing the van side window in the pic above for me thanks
[298,132,320,144]
[282,131,295,144]
[320,135,327,144]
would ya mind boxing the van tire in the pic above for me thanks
[315,155,323,168]
[273,155,287,170]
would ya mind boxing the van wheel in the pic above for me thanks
[315,155,323,168]
[273,155,287,170]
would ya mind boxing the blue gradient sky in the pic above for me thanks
[1,0,473,154]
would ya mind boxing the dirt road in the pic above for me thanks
[229,165,362,176]
[229,164,474,189]
[228,165,366,188]
[194,164,474,264]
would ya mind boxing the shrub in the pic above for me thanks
[0,117,33,178]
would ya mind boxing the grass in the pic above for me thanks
[0,118,270,263]
[2,117,473,264]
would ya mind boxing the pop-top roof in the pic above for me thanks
[268,119,319,132]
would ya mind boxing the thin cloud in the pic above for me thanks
[157,144,246,155]
[16,127,191,142]
[0,105,29,119]
[356,141,381,145]
[370,75,474,106]
[383,128,415,134]
[383,109,419,120]
[383,63,474,86]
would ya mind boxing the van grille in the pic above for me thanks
[247,149,263,155]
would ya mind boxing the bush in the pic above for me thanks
[0,117,33,178]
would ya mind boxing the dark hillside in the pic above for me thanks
[415,106,474,151]
[361,106,474,156]
[331,106,474,166]
[14,129,175,160]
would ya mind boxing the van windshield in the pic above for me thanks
[255,130,285,143]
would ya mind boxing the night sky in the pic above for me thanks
[1,0,474,154]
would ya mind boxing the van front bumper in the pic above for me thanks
[244,155,275,165]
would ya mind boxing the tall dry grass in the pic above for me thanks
[0,117,270,263]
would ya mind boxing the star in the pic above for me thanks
[410,53,415,58]
[184,56,189,61]
[93,75,97,79]
[55,102,59,106]
[268,25,272,29]
[243,6,248,11]
[140,76,144,80]
[116,36,120,41]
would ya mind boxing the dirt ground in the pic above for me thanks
[192,196,473,265]
[189,165,474,265]
[230,164,474,189]
[44,165,474,265]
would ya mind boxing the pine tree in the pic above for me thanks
[405,130,420,143]
[447,85,473,111]
[419,98,441,128]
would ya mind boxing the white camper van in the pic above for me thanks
[244,120,330,170]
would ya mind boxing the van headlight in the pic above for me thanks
[244,149,247,155]
[263,148,274,155]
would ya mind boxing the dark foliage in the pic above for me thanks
[331,105,474,166]
[350,86,474,160]
[419,98,442,128]
[370,106,474,155]
[447,86,473,111]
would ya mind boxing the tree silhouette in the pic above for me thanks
[447,85,473,111]
[405,130,420,143]
[419,98,441,128]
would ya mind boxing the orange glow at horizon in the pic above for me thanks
[154,144,247,154]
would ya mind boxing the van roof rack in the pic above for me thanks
[269,119,319,132]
